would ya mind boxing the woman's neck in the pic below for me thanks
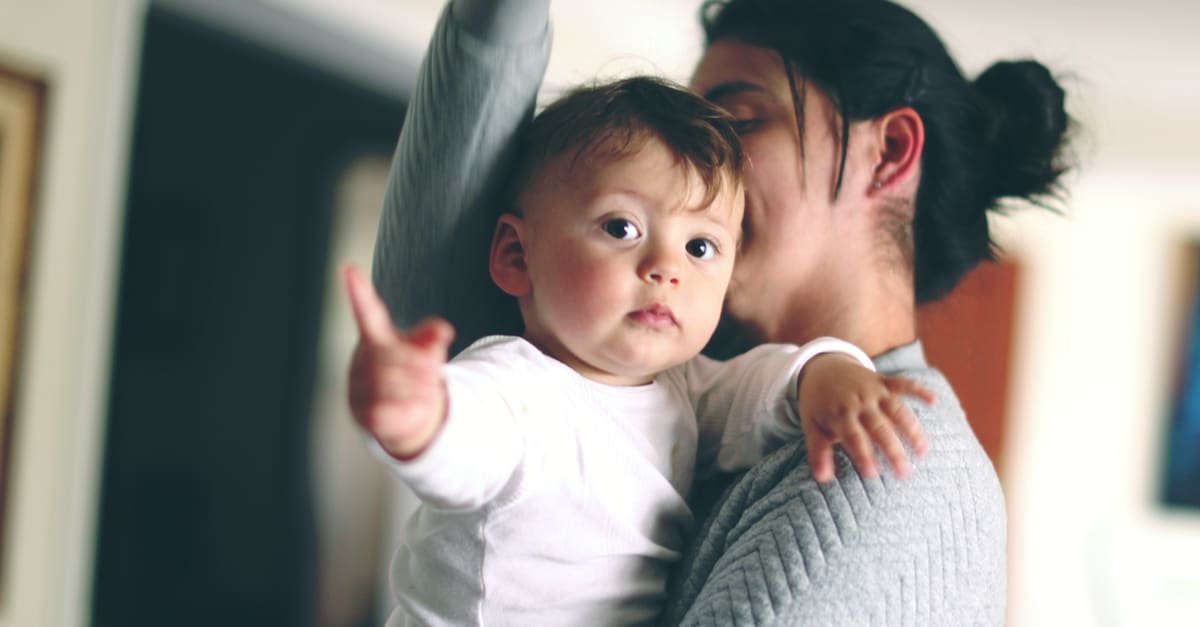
[766,261,917,358]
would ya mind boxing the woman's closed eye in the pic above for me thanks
[602,218,641,241]
[730,118,761,134]
[686,238,719,260]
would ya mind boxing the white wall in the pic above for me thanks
[907,3,1200,624]
[0,1,142,626]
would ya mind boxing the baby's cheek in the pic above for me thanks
[548,257,617,329]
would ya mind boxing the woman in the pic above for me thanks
[362,0,1071,624]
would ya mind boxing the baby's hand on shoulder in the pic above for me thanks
[344,265,454,461]
[796,353,935,483]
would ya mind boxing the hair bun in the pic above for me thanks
[973,60,1070,201]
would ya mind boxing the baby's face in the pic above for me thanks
[517,137,744,385]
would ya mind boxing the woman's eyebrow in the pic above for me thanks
[702,81,766,104]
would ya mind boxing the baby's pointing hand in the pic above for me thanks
[797,353,935,483]
[344,264,454,460]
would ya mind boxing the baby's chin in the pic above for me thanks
[606,342,711,379]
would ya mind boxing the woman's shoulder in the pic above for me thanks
[665,384,1007,624]
[874,340,977,432]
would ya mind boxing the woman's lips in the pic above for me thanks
[628,304,677,328]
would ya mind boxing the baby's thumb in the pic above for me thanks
[407,317,455,358]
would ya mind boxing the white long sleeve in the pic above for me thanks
[678,338,874,474]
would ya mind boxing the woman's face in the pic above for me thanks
[691,39,874,340]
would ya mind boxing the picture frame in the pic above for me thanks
[1163,242,1200,510]
[0,63,46,580]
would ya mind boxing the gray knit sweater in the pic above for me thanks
[661,342,1006,625]
[373,1,1006,624]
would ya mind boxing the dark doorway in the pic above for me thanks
[92,6,404,626]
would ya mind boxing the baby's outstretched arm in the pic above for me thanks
[344,265,454,460]
[797,354,935,483]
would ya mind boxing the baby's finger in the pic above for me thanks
[344,264,397,347]
[803,423,838,483]
[864,410,912,479]
[408,317,456,358]
[841,425,879,479]
[882,395,929,456]
[884,376,937,405]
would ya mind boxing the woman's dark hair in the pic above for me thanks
[510,75,745,212]
[702,0,1073,303]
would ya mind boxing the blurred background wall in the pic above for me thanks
[0,1,139,626]
[0,0,1197,625]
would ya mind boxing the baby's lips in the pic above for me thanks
[629,303,677,328]
[641,303,675,321]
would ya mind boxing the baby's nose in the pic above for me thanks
[640,249,681,285]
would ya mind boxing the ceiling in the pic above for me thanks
[208,0,1197,173]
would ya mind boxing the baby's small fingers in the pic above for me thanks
[880,395,929,457]
[802,419,838,483]
[864,411,912,479]
[344,264,397,347]
[898,406,929,457]
[810,436,836,483]
[408,317,456,358]
[884,377,937,405]
[841,426,879,480]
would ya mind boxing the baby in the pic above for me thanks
[345,77,930,626]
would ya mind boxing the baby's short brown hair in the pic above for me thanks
[509,76,745,211]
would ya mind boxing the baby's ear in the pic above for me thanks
[489,214,531,297]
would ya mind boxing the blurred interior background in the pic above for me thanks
[0,0,1198,625]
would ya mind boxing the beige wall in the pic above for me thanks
[0,1,141,626]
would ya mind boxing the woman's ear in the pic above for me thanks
[869,107,925,194]
[489,214,532,297]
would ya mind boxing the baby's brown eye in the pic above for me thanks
[603,219,641,241]
[686,238,717,260]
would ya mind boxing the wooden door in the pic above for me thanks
[917,260,1020,470]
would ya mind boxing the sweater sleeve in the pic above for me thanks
[683,338,874,475]
[372,0,552,353]
[453,0,551,43]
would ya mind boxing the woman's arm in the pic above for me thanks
[373,0,552,353]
